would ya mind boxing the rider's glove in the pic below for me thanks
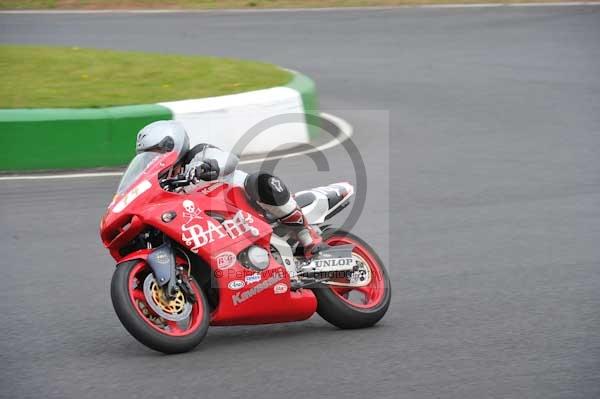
[189,159,219,182]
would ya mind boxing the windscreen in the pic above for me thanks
[117,152,160,194]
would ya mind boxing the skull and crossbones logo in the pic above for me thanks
[182,200,203,225]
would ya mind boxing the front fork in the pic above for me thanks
[146,237,195,303]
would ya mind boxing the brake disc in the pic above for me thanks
[142,274,192,321]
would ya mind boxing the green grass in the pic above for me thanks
[0,0,592,10]
[0,45,292,108]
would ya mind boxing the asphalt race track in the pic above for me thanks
[1,6,600,399]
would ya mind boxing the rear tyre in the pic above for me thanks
[111,260,209,354]
[312,229,391,329]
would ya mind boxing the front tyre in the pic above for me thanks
[313,229,391,329]
[110,260,209,354]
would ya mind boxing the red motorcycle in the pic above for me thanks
[100,146,391,354]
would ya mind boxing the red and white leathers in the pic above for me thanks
[183,144,323,256]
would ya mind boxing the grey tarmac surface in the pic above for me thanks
[1,6,600,399]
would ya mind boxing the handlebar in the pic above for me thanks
[160,174,191,189]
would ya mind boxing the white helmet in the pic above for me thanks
[136,120,190,162]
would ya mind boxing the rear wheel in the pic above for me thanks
[312,229,391,329]
[110,260,209,354]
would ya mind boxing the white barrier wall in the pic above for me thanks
[159,86,309,155]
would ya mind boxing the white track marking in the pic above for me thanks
[0,3,598,13]
[0,171,125,181]
[0,112,353,182]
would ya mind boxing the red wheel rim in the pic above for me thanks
[127,262,204,337]
[325,235,386,309]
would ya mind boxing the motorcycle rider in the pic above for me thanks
[136,120,324,257]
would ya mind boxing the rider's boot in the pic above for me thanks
[279,206,326,258]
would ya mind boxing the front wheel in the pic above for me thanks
[110,260,209,354]
[312,229,391,329]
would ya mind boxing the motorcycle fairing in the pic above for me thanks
[105,184,317,325]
